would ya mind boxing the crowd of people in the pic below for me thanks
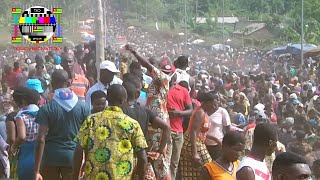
[0,3,320,180]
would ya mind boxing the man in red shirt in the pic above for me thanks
[2,65,18,90]
[13,62,23,73]
[167,81,193,180]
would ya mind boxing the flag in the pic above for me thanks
[33,26,43,32]
[53,37,62,43]
[53,8,62,14]
[12,37,22,43]
[12,8,22,14]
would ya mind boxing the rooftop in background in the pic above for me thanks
[195,17,240,24]
[233,23,267,36]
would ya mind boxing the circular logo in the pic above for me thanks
[19,6,56,44]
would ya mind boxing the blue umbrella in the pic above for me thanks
[272,46,288,55]
[286,44,317,55]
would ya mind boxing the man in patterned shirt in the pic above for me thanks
[73,84,148,180]
[126,44,171,180]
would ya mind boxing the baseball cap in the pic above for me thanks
[161,64,173,73]
[100,61,120,73]
[26,79,44,94]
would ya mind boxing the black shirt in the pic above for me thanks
[122,103,156,141]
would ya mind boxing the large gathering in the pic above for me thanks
[1,0,320,180]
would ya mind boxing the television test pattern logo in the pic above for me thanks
[12,5,62,46]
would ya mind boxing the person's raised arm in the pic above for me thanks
[236,166,255,180]
[125,45,153,72]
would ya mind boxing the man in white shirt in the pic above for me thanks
[85,61,122,109]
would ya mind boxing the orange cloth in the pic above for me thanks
[204,160,240,180]
[70,74,89,101]
[186,106,210,142]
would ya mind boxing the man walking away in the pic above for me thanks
[34,69,90,180]
[73,84,148,179]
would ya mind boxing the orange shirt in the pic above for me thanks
[204,160,240,180]
[70,74,89,102]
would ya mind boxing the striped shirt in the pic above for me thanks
[70,74,90,102]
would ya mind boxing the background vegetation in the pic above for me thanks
[1,0,320,47]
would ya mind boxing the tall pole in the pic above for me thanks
[145,0,148,20]
[195,0,198,20]
[95,0,105,80]
[222,0,225,54]
[301,0,304,66]
[184,0,187,52]
[104,0,107,48]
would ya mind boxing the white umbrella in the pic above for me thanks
[192,39,205,44]
[212,44,230,51]
[128,26,135,30]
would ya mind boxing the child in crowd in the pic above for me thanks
[91,90,107,114]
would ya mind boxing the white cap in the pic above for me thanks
[100,61,120,73]
[254,103,265,111]
[289,93,298,99]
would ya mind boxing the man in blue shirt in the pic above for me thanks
[34,69,90,180]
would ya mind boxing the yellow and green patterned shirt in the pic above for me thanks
[75,106,148,180]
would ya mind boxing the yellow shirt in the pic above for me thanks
[204,160,240,180]
[75,106,148,180]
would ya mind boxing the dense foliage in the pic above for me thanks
[112,0,320,45]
